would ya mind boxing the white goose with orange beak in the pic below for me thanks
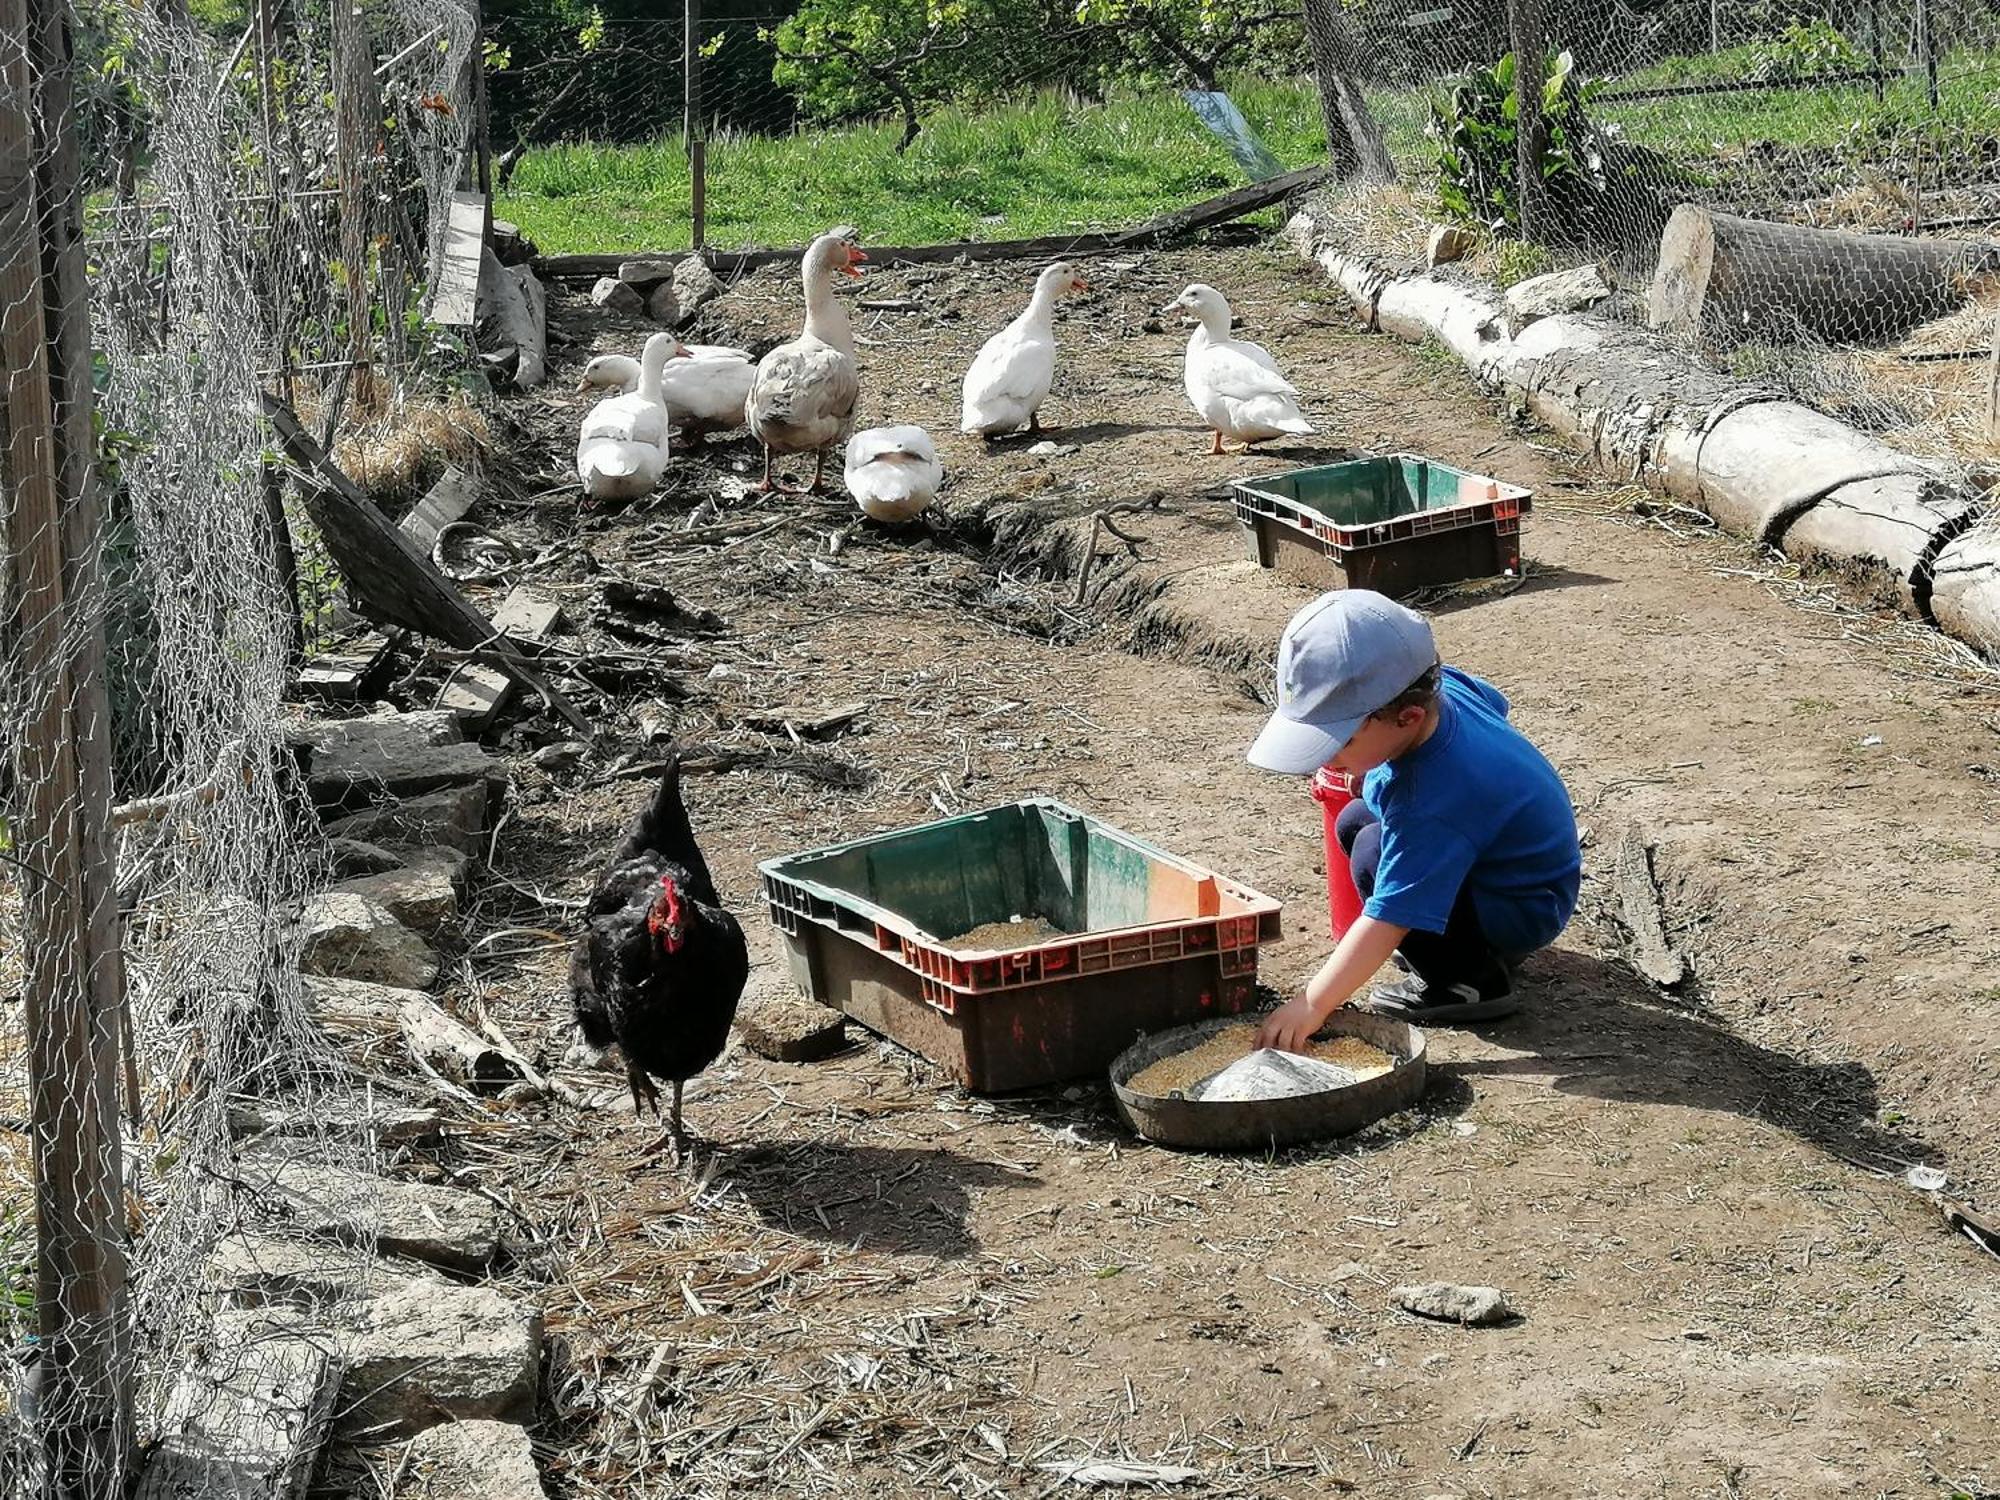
[746,226,867,494]
[959,261,1089,439]
[1164,282,1313,455]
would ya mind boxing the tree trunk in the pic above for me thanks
[1299,0,1395,184]
[1648,204,2000,345]
[1508,0,1549,240]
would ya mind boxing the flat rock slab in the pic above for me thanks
[490,586,565,644]
[1393,1282,1515,1326]
[230,1097,443,1148]
[302,711,501,814]
[241,1149,501,1273]
[333,862,460,940]
[299,892,439,990]
[324,782,491,859]
[136,1310,340,1500]
[215,1236,541,1439]
[737,990,848,1063]
[397,1420,549,1500]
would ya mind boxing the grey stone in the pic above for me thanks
[334,861,460,940]
[616,258,676,291]
[397,1420,549,1500]
[672,255,725,317]
[1393,1282,1515,1326]
[214,1236,541,1438]
[323,781,491,858]
[645,281,680,325]
[304,712,500,814]
[240,1148,501,1273]
[299,892,438,990]
[1502,265,1611,334]
[136,1310,339,1500]
[491,587,565,644]
[530,742,586,775]
[590,276,645,316]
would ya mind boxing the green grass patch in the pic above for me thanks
[499,74,1326,254]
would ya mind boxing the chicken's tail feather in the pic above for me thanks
[608,750,722,907]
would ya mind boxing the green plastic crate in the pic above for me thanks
[1232,453,1531,598]
[759,800,1283,1092]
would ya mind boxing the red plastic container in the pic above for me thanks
[1311,768,1365,939]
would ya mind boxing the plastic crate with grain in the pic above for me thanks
[1232,453,1533,598]
[758,800,1283,1092]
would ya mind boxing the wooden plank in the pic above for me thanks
[400,464,480,553]
[293,631,394,702]
[490,586,565,643]
[426,190,486,326]
[535,166,1330,283]
[260,394,590,734]
[438,663,515,733]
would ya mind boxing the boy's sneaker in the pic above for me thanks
[1356,971,1519,1025]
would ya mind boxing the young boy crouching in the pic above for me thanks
[1248,590,1581,1051]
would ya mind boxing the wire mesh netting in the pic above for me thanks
[2,0,484,1491]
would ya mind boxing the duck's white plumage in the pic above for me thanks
[959,262,1088,438]
[576,332,680,500]
[581,345,757,437]
[746,228,866,492]
[1165,283,1313,452]
[844,425,942,523]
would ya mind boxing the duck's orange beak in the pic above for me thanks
[1071,277,1090,293]
[842,247,868,280]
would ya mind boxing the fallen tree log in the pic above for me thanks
[1297,217,1985,635]
[1648,204,2000,345]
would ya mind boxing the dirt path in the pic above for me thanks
[438,240,2000,1499]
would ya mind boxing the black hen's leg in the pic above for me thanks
[625,1056,660,1119]
[670,1078,687,1162]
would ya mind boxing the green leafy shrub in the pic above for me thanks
[1431,48,1606,235]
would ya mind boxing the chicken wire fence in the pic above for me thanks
[1310,0,2000,474]
[2,0,481,1490]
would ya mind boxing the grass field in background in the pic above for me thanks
[497,76,1327,254]
[497,48,2000,256]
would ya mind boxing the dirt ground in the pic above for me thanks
[386,237,2000,1499]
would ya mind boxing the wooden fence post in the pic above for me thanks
[686,0,706,251]
[1507,0,1548,242]
[1,0,135,1489]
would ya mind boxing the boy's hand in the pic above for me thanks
[1258,993,1335,1053]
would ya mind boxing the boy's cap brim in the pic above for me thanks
[1247,709,1362,775]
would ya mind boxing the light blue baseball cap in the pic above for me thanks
[1247,590,1438,774]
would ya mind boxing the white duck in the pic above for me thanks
[746,227,866,493]
[959,262,1089,439]
[580,345,758,447]
[576,332,683,500]
[1162,283,1314,455]
[844,426,942,524]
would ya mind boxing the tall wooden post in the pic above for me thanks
[685,0,706,251]
[467,0,495,244]
[1507,0,1549,242]
[332,0,379,409]
[1,0,134,1489]
[1915,0,1938,109]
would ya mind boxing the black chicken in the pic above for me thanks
[570,753,750,1160]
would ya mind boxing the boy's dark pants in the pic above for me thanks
[1335,800,1512,996]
